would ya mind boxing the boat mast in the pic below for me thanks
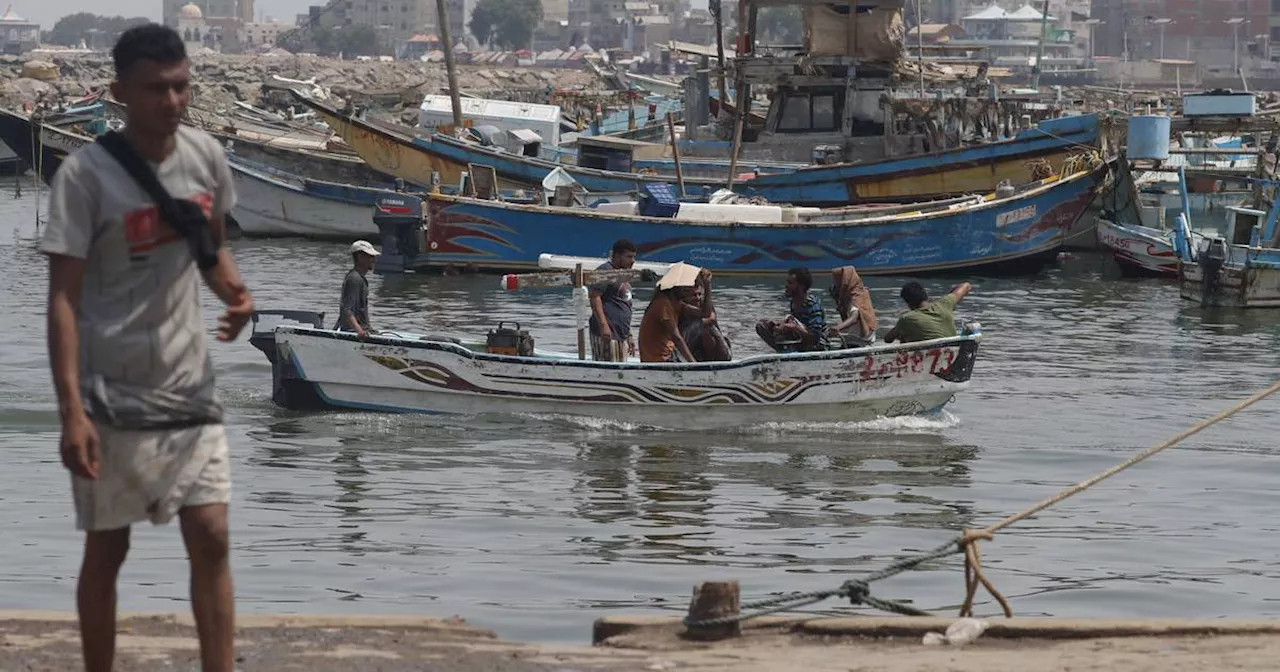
[712,0,729,117]
[435,0,465,131]
[1030,0,1051,90]
[915,0,925,97]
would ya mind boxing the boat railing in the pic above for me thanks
[278,322,982,371]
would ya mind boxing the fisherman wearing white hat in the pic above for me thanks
[335,240,381,338]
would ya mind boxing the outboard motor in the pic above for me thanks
[1200,237,1229,307]
[372,193,425,274]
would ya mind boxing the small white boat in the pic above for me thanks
[230,157,382,240]
[255,322,981,428]
[1096,218,1185,277]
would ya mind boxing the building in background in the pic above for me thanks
[176,3,210,50]
[1091,0,1267,68]
[299,0,440,45]
[0,6,39,55]
[164,0,246,26]
[237,19,289,49]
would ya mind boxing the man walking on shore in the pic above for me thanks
[42,24,252,672]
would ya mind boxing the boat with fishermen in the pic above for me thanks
[247,261,981,428]
[400,153,1108,275]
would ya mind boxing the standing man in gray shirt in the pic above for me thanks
[588,238,637,361]
[336,239,380,338]
[42,25,253,672]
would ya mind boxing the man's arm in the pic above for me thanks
[48,255,85,425]
[40,155,102,479]
[201,216,248,302]
[665,317,696,363]
[203,143,254,342]
[831,307,859,334]
[589,288,611,338]
[699,271,714,320]
[47,255,99,479]
[884,321,902,344]
[949,282,972,304]
[339,277,368,338]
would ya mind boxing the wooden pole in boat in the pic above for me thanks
[666,112,687,197]
[1031,0,1051,91]
[435,0,465,132]
[725,81,747,189]
[915,0,926,98]
[575,263,587,361]
[725,0,749,190]
[712,0,729,120]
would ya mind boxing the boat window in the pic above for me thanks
[778,94,810,131]
[776,91,841,133]
[812,94,836,130]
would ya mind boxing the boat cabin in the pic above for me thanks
[574,134,669,173]
[1223,205,1276,248]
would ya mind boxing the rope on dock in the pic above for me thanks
[684,378,1280,627]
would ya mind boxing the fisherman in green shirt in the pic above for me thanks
[884,281,972,343]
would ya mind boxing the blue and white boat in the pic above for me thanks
[1175,198,1280,308]
[229,156,409,240]
[420,159,1109,275]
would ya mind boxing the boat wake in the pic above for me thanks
[746,410,961,435]
[519,409,960,435]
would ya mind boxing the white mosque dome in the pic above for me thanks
[179,3,204,20]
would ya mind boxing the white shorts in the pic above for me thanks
[71,423,231,532]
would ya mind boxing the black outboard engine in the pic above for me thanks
[1200,237,1229,307]
[372,193,424,273]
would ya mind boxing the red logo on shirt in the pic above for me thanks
[124,192,214,261]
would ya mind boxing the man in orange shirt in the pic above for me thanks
[638,263,703,363]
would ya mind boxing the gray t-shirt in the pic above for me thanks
[335,268,370,331]
[588,261,632,340]
[40,125,236,397]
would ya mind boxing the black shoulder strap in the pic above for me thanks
[96,131,220,270]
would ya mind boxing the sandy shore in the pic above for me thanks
[6,611,1280,671]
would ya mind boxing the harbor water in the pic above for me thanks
[1,183,1279,643]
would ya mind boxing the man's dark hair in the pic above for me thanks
[788,266,812,291]
[611,238,637,255]
[113,24,187,78]
[901,281,929,309]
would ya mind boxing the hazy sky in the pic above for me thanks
[19,0,319,29]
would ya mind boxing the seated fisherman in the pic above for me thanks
[826,265,878,348]
[678,269,732,361]
[638,264,700,363]
[884,281,972,344]
[755,266,829,352]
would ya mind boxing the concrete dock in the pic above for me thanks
[6,611,1280,671]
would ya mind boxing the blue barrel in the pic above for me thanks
[1128,115,1172,161]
